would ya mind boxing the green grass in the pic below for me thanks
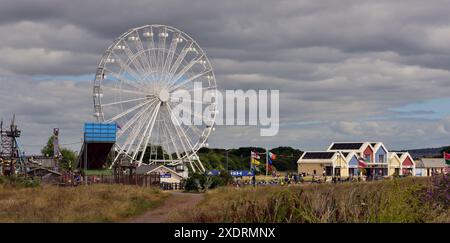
[170,177,449,223]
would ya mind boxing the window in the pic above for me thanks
[364,154,371,162]
[378,154,385,163]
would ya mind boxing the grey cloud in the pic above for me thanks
[0,0,450,151]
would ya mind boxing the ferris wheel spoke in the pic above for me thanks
[161,120,176,161]
[115,104,154,163]
[147,35,158,79]
[117,100,156,138]
[166,103,197,157]
[101,97,148,107]
[130,102,160,157]
[111,52,142,82]
[121,40,149,78]
[155,36,163,80]
[171,97,213,106]
[124,102,157,155]
[134,102,162,165]
[133,30,156,83]
[177,108,205,137]
[102,85,148,96]
[169,54,205,87]
[165,105,190,156]
[170,69,212,92]
[105,68,143,90]
[166,42,192,83]
[162,32,180,82]
[162,116,182,160]
[104,67,144,91]
[180,85,217,93]
[106,99,152,123]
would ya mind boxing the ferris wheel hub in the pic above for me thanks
[158,88,170,102]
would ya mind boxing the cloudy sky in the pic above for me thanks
[1,0,450,154]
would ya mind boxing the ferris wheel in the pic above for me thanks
[92,24,217,172]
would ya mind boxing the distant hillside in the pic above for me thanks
[401,146,448,159]
[198,146,303,172]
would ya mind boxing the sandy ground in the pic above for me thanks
[128,191,204,223]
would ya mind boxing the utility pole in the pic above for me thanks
[226,150,229,171]
[266,147,268,183]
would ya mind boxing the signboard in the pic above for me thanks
[160,173,172,178]
[206,170,221,176]
[230,170,254,177]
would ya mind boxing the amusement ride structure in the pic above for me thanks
[92,24,217,173]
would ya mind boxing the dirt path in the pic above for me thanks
[128,192,204,223]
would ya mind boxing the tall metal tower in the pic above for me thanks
[0,115,24,175]
[52,128,61,171]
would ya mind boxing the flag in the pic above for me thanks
[358,157,367,168]
[269,152,276,160]
[251,151,260,160]
[444,152,450,165]
[251,158,261,166]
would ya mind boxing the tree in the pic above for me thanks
[60,148,77,170]
[440,146,450,155]
[41,136,55,157]
[41,135,78,170]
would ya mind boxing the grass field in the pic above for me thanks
[170,176,449,223]
[0,182,167,223]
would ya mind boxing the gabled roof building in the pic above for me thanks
[298,142,417,178]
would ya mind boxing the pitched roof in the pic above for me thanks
[419,158,446,168]
[135,164,160,174]
[415,159,425,168]
[329,143,364,150]
[302,152,336,160]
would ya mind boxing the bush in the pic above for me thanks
[184,171,232,192]
[423,174,449,210]
[0,176,40,188]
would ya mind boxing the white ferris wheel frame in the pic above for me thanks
[92,24,217,172]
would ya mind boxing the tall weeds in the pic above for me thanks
[0,183,167,222]
[172,177,449,223]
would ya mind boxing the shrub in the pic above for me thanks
[184,172,231,192]
[423,174,449,210]
[0,176,40,188]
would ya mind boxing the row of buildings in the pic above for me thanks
[297,142,448,177]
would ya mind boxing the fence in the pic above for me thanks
[57,173,185,190]
[58,173,159,187]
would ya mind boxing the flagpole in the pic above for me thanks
[266,147,268,183]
